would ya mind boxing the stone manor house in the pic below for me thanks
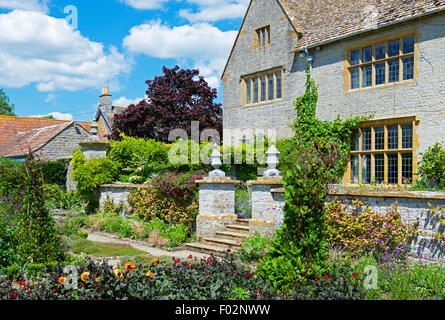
[222,0,445,186]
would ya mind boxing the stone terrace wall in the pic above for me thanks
[98,184,150,215]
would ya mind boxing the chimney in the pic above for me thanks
[99,85,112,113]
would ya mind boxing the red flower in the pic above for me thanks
[324,276,329,282]
[52,288,59,293]
[19,281,26,287]
[246,273,253,279]
[314,278,319,283]
[352,272,359,278]
[207,257,212,264]
[175,259,181,264]
[9,292,18,300]
[188,255,193,259]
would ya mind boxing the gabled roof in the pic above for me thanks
[221,0,445,78]
[0,115,107,146]
[281,0,445,49]
[0,122,80,158]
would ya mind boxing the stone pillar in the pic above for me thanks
[195,145,239,239]
[247,144,285,234]
[78,122,109,161]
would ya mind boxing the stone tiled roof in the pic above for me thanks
[0,115,107,146]
[0,122,74,158]
[280,0,445,49]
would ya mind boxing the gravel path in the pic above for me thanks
[85,230,209,261]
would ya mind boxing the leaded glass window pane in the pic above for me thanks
[375,43,386,60]
[260,76,266,102]
[388,59,400,83]
[351,68,360,89]
[276,72,282,99]
[362,65,372,87]
[388,153,398,184]
[351,155,359,184]
[362,46,372,63]
[351,49,360,65]
[375,63,385,85]
[362,128,371,151]
[402,124,413,149]
[268,74,274,100]
[253,78,258,103]
[403,36,414,54]
[246,80,251,104]
[374,126,384,150]
[351,129,359,151]
[388,39,400,57]
[388,125,398,149]
[374,154,384,184]
[403,57,414,80]
[402,153,413,184]
[362,154,371,184]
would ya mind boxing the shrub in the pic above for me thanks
[71,150,119,212]
[238,233,273,263]
[235,184,251,219]
[0,256,278,300]
[43,184,84,211]
[416,142,445,189]
[41,159,69,187]
[13,159,64,265]
[325,199,418,257]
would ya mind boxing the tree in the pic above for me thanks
[0,89,15,116]
[111,66,222,142]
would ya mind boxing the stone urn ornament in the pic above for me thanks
[263,144,282,177]
[209,143,225,177]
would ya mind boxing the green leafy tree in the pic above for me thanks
[0,89,15,116]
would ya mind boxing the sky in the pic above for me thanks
[0,0,248,120]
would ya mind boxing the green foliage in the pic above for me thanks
[326,200,418,257]
[237,233,273,263]
[416,142,445,189]
[235,184,251,219]
[71,149,119,212]
[257,67,365,292]
[40,159,69,187]
[0,157,22,170]
[0,256,279,300]
[43,184,84,211]
[0,89,15,116]
[108,135,170,179]
[13,159,64,265]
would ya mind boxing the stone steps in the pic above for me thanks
[184,218,251,256]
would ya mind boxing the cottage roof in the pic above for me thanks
[282,0,445,50]
[0,122,77,158]
[0,115,107,146]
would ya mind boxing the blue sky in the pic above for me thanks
[0,0,248,120]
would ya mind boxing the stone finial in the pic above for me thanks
[101,85,111,96]
[209,143,225,177]
[90,122,99,136]
[263,144,282,177]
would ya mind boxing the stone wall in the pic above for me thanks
[328,189,445,262]
[98,184,150,215]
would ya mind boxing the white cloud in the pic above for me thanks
[0,10,130,92]
[119,0,168,10]
[44,93,59,102]
[123,21,236,88]
[179,0,249,22]
[0,0,50,13]
[30,111,73,120]
[113,96,146,107]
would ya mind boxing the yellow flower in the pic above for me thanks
[113,269,123,278]
[146,272,154,279]
[58,277,66,285]
[124,262,136,272]
[151,258,160,266]
[81,272,90,282]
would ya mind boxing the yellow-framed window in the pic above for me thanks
[242,68,283,107]
[255,25,270,48]
[345,116,419,185]
[347,34,416,90]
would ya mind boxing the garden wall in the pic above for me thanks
[98,184,150,214]
[328,189,445,262]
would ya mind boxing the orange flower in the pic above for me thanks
[151,258,160,266]
[124,262,136,272]
[58,277,66,285]
[81,272,90,282]
[95,277,103,283]
[146,272,154,279]
[113,269,123,278]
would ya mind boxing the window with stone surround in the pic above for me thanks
[346,116,419,185]
[347,34,416,90]
[256,25,270,48]
[242,68,283,107]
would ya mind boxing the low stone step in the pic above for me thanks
[203,237,242,249]
[236,219,250,226]
[215,230,247,241]
[183,242,232,257]
[225,224,250,234]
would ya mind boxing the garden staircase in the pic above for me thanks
[184,219,250,257]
